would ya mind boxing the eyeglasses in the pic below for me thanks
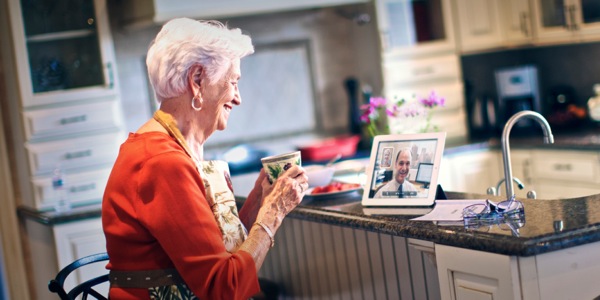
[462,195,524,226]
[464,214,525,236]
[461,195,525,236]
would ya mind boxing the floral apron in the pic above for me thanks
[147,111,248,299]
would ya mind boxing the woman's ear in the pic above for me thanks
[188,64,203,94]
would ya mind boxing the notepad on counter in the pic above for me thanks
[411,199,487,222]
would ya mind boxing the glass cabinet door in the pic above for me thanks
[376,0,455,57]
[580,0,600,25]
[20,0,105,94]
[538,0,568,29]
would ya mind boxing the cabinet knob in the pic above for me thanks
[60,114,87,125]
[520,13,530,37]
[105,62,114,89]
[553,163,572,171]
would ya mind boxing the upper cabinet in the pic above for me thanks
[451,0,600,54]
[8,0,117,107]
[500,0,535,46]
[453,0,536,53]
[122,0,369,28]
[531,0,600,44]
[4,0,126,210]
[375,0,456,58]
[452,0,504,53]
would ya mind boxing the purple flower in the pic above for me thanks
[420,90,446,108]
[360,97,390,124]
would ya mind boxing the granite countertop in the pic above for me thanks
[285,190,600,257]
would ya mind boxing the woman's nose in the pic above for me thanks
[233,90,241,105]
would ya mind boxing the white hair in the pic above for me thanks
[146,18,254,102]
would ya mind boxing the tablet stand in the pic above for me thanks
[435,184,447,200]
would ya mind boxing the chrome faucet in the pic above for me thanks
[501,111,554,198]
[487,177,525,196]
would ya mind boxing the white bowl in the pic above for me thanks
[304,165,336,187]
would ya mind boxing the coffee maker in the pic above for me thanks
[495,65,541,131]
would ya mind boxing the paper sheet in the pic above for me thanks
[411,199,487,221]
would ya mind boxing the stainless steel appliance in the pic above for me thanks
[495,65,541,130]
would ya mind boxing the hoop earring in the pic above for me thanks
[191,95,203,111]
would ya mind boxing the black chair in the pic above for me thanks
[48,252,280,299]
[48,252,109,300]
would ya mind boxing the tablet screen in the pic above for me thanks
[362,132,446,207]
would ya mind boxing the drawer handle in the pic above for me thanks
[413,66,434,76]
[553,164,572,171]
[64,150,92,160]
[60,115,87,125]
[69,183,96,193]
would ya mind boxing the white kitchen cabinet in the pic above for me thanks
[443,149,501,195]
[383,54,462,87]
[452,0,536,53]
[375,0,456,58]
[32,167,113,210]
[436,244,521,300]
[438,156,455,190]
[500,0,536,46]
[530,149,600,199]
[4,0,125,210]
[495,148,600,200]
[437,241,600,300]
[382,54,468,141]
[53,218,108,298]
[22,215,106,300]
[23,99,124,141]
[375,0,466,141]
[452,0,504,53]
[436,147,600,199]
[504,149,536,199]
[7,0,118,108]
[532,0,600,44]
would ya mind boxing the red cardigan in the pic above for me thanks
[102,132,260,299]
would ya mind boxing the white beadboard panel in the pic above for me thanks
[262,219,441,299]
[392,235,414,299]
[320,224,342,300]
[281,219,304,298]
[379,234,401,299]
[300,220,322,299]
[340,225,364,300]
[366,231,387,299]
[291,218,312,298]
[330,225,353,300]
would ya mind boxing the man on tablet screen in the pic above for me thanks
[374,148,417,198]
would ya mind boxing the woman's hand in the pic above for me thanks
[239,169,270,228]
[256,165,308,231]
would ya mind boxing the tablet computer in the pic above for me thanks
[361,132,446,207]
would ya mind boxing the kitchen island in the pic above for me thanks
[246,189,600,300]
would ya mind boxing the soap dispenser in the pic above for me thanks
[588,84,600,122]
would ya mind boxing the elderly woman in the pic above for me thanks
[102,18,308,299]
